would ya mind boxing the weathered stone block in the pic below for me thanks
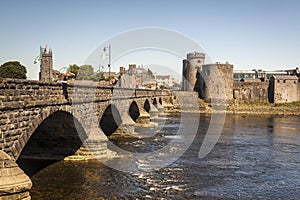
[0,151,32,199]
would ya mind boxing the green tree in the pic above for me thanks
[77,65,94,80]
[67,64,80,76]
[0,61,27,79]
[91,71,104,81]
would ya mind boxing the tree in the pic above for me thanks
[76,65,94,80]
[91,71,104,81]
[67,64,80,76]
[0,61,27,79]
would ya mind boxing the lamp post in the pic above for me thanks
[103,45,111,81]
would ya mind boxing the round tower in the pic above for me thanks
[182,59,189,91]
[183,52,205,91]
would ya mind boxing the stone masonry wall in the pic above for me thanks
[233,82,269,103]
[298,83,300,101]
[201,64,233,103]
[0,79,170,160]
[273,80,299,103]
[0,78,172,199]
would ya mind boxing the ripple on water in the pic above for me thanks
[30,114,300,199]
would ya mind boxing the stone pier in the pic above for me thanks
[115,112,136,134]
[149,101,159,118]
[0,151,32,200]
[136,108,151,124]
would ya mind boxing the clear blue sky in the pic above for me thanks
[1,0,300,79]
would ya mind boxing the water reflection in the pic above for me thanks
[30,114,300,199]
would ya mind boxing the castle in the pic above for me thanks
[182,52,300,104]
[38,48,300,104]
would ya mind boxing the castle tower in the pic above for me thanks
[182,52,205,91]
[201,63,234,103]
[39,46,53,82]
[182,59,189,91]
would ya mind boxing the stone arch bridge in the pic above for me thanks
[0,79,178,199]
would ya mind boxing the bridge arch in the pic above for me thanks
[129,101,140,122]
[17,110,87,176]
[153,98,158,107]
[159,97,163,105]
[99,104,122,136]
[144,99,150,113]
[169,96,173,104]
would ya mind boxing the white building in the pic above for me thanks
[155,75,180,88]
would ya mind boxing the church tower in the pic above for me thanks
[39,46,53,82]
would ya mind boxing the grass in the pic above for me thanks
[236,101,270,107]
[273,101,300,107]
[236,101,300,107]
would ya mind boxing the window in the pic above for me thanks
[198,60,201,63]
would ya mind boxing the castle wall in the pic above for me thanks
[273,79,298,103]
[298,83,300,101]
[233,82,269,103]
[182,60,189,91]
[201,64,233,103]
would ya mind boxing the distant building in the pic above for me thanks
[102,72,118,79]
[39,46,53,82]
[233,70,257,81]
[155,75,180,88]
[286,67,300,78]
[118,64,156,89]
[233,69,289,82]
[136,65,155,88]
[264,70,287,79]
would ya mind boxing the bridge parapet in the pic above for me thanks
[0,78,174,158]
[0,79,173,157]
[0,79,171,111]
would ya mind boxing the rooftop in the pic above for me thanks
[272,75,298,80]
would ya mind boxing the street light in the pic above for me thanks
[103,44,111,81]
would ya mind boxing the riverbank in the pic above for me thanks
[227,102,300,115]
[193,100,300,116]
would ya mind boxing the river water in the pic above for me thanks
[30,113,300,199]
